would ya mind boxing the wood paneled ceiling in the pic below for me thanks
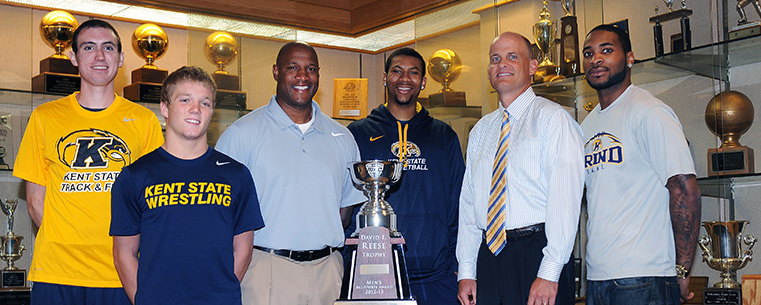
[109,0,465,36]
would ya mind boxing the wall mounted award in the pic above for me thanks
[124,23,168,103]
[705,90,755,176]
[31,10,80,94]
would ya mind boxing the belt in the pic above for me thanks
[483,223,545,241]
[253,245,340,262]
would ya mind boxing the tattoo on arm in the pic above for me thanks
[667,174,702,268]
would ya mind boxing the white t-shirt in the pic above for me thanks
[581,85,696,280]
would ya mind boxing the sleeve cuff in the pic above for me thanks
[537,259,564,282]
[458,262,476,281]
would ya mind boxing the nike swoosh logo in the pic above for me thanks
[331,132,345,137]
[124,117,135,122]
[370,135,385,142]
[216,161,230,166]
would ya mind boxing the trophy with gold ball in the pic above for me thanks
[1,199,27,289]
[335,160,416,304]
[204,31,246,110]
[533,0,560,82]
[32,10,81,94]
[427,49,465,107]
[705,90,755,176]
[124,23,169,103]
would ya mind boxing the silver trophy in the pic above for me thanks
[663,0,674,12]
[561,0,574,16]
[349,160,403,236]
[1,199,24,271]
[699,221,757,288]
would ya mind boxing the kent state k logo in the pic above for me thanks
[584,132,624,172]
[56,129,132,169]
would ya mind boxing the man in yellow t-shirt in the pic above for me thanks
[13,19,163,304]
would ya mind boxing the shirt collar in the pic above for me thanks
[499,87,535,122]
[266,94,324,133]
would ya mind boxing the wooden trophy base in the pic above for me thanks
[40,57,78,75]
[703,287,741,305]
[428,91,465,108]
[32,72,81,94]
[132,67,168,84]
[212,73,240,91]
[124,83,162,103]
[707,146,754,176]
[216,89,246,110]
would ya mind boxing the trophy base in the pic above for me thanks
[703,287,741,305]
[428,91,465,107]
[1,269,26,288]
[132,67,168,84]
[339,227,412,301]
[730,22,761,41]
[707,146,754,176]
[31,72,81,94]
[124,82,163,103]
[213,73,241,91]
[216,89,247,110]
[0,287,30,305]
[40,57,78,75]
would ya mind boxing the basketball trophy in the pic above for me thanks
[204,31,246,110]
[124,23,169,103]
[335,160,416,304]
[32,10,80,94]
[427,49,465,107]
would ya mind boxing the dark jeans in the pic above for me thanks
[586,276,681,305]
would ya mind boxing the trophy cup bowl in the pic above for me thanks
[705,90,754,148]
[0,233,24,270]
[204,31,239,75]
[349,160,403,237]
[699,221,757,288]
[533,0,557,68]
[131,23,169,69]
[427,49,462,92]
[40,10,79,59]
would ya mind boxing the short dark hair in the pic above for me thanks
[160,66,217,106]
[72,19,122,54]
[385,48,426,78]
[588,24,632,53]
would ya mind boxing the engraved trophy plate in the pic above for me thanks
[336,161,416,305]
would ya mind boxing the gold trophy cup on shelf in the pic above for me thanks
[427,49,465,107]
[533,0,560,82]
[32,10,80,94]
[204,31,246,110]
[124,24,169,102]
[1,199,27,288]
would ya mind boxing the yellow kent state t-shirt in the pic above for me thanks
[13,93,163,287]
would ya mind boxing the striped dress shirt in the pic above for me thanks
[456,88,584,283]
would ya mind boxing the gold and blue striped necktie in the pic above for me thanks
[486,110,509,255]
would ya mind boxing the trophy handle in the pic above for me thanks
[699,235,714,261]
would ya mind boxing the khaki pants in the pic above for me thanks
[241,248,344,305]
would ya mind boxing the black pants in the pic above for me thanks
[476,232,576,305]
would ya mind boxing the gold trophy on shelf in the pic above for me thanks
[1,199,26,288]
[705,90,755,176]
[427,49,465,107]
[32,10,81,94]
[699,221,756,304]
[533,0,560,83]
[124,23,169,103]
[204,31,246,110]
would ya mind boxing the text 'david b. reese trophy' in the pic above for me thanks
[335,160,417,305]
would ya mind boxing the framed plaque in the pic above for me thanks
[333,78,368,120]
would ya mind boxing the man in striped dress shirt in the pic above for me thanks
[456,32,585,305]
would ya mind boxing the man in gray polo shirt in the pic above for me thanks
[216,41,365,305]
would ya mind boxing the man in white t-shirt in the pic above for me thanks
[580,24,702,305]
